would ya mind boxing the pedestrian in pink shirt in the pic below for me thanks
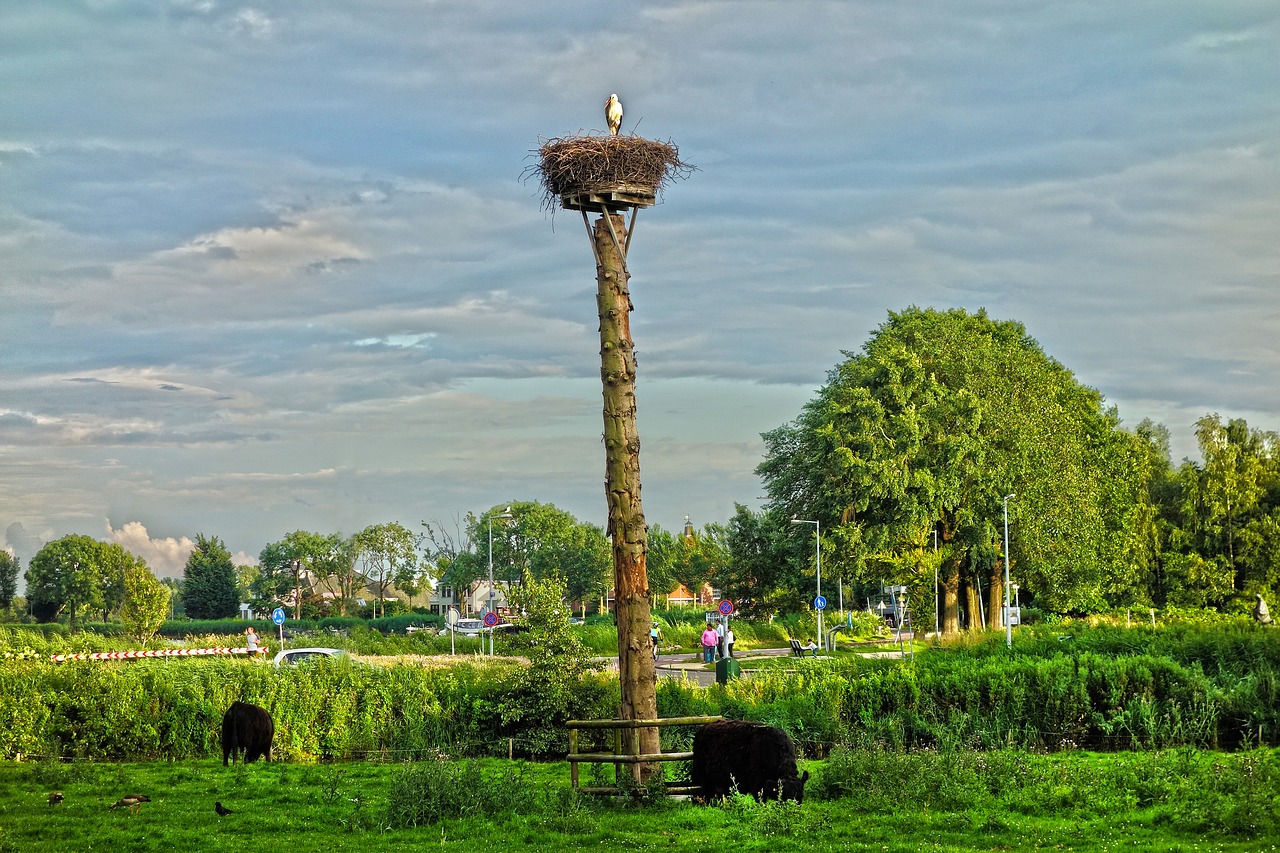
[701,625,719,663]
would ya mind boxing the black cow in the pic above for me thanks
[691,720,810,802]
[221,701,274,765]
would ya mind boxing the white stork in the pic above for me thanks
[605,93,623,136]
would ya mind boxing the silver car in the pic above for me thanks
[438,618,486,637]
[272,647,350,668]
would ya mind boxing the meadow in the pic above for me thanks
[2,614,1278,850]
[1,749,1276,853]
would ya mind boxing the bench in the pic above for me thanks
[789,638,818,658]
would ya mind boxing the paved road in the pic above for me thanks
[605,640,912,687]
[655,648,793,687]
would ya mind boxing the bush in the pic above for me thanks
[384,756,542,827]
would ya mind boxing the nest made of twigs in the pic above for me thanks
[526,135,695,211]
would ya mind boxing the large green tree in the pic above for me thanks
[255,531,347,619]
[182,534,240,620]
[0,551,17,614]
[25,535,126,626]
[647,520,730,607]
[121,564,171,643]
[488,502,609,598]
[440,503,611,611]
[1163,414,1280,606]
[720,504,814,618]
[759,307,1154,631]
[352,522,422,618]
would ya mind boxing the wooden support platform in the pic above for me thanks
[560,182,656,212]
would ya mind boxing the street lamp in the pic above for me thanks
[1003,493,1015,648]
[791,517,822,651]
[933,527,939,637]
[487,506,514,656]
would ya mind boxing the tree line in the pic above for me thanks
[4,307,1277,634]
[753,306,1280,632]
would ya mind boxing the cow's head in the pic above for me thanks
[781,770,810,803]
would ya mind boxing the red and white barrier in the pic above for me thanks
[50,647,268,663]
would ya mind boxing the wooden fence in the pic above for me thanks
[566,715,723,795]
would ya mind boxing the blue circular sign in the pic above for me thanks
[482,611,500,627]
[814,595,827,611]
[718,600,735,616]
[271,608,286,626]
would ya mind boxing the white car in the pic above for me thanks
[439,618,486,637]
[273,647,350,668]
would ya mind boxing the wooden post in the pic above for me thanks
[569,727,579,790]
[594,211,660,783]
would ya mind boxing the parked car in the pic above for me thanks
[439,618,486,637]
[273,647,350,668]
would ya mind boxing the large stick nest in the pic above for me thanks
[526,135,695,211]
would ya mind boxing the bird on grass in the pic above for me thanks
[605,93,623,136]
[215,801,233,816]
[110,794,150,814]
[48,792,63,807]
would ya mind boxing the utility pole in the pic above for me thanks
[533,126,692,784]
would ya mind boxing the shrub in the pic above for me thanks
[384,756,541,827]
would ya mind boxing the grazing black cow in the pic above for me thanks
[221,701,274,765]
[691,719,810,802]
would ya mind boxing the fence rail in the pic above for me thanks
[566,715,723,796]
[50,647,267,663]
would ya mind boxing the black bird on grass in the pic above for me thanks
[110,794,151,814]
[48,792,63,807]
[215,801,233,816]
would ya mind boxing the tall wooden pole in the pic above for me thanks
[593,211,659,781]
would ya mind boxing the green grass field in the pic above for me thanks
[3,750,1275,853]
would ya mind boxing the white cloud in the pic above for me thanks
[105,520,195,577]
[104,520,255,577]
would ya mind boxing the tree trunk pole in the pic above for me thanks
[988,559,1004,631]
[942,561,961,634]
[594,212,660,783]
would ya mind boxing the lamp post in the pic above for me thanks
[933,527,939,637]
[487,506,514,656]
[791,518,822,651]
[1003,493,1015,649]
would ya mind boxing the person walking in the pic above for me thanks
[244,626,260,653]
[1255,594,1273,626]
[725,625,736,658]
[715,618,727,660]
[700,623,719,664]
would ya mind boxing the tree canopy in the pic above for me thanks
[429,502,610,608]
[25,535,150,626]
[759,307,1154,630]
[0,551,18,614]
[182,534,240,620]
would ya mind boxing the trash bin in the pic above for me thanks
[715,656,741,684]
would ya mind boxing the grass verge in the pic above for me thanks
[2,749,1276,853]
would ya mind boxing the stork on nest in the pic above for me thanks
[524,135,694,213]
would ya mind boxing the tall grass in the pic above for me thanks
[3,620,1276,762]
[0,656,618,762]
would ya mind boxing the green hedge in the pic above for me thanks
[2,620,1275,762]
[0,656,616,762]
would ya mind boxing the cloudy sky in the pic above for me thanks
[3,1,1278,578]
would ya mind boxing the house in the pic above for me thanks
[666,583,697,607]
[429,579,512,616]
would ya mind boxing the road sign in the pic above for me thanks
[482,611,499,627]
[814,595,827,611]
[718,600,735,616]
[271,608,286,626]
[446,608,459,627]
